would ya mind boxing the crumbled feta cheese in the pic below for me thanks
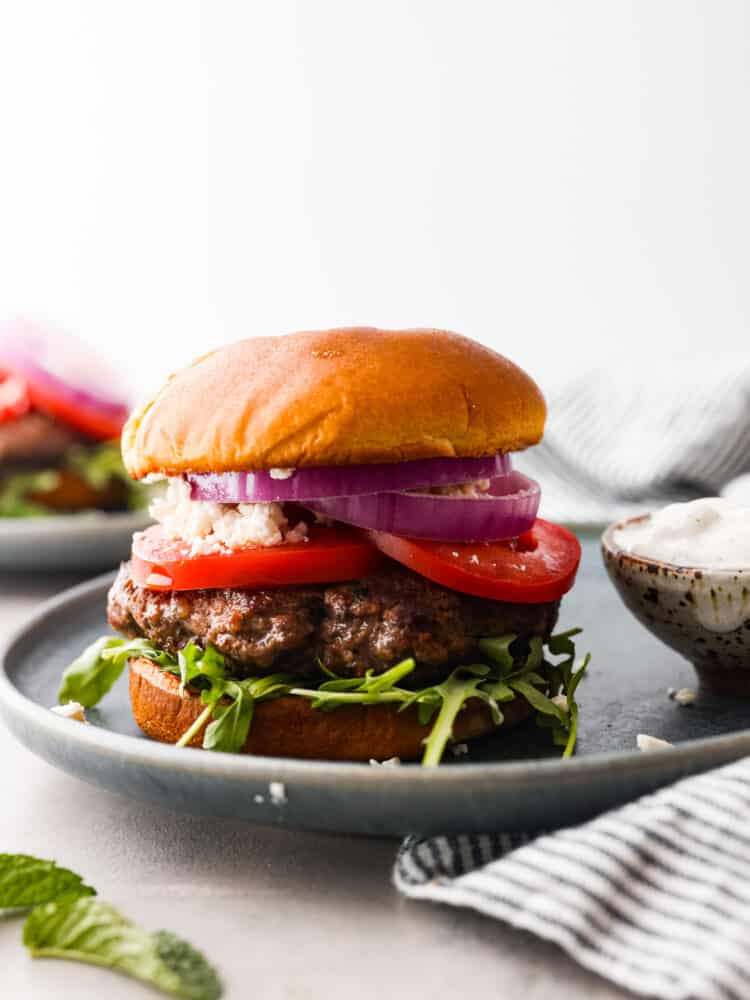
[551,694,569,713]
[671,687,696,706]
[269,781,287,805]
[51,702,87,723]
[637,733,673,752]
[450,743,469,757]
[269,468,295,480]
[253,794,265,804]
[150,478,308,555]
[369,756,402,767]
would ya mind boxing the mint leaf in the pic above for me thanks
[153,931,224,1000]
[0,855,94,918]
[24,897,222,1000]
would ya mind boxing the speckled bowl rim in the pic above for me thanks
[601,515,750,580]
[3,574,750,801]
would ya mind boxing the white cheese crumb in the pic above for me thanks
[637,733,674,752]
[150,478,308,554]
[551,694,569,713]
[253,794,265,804]
[269,781,287,805]
[671,687,696,706]
[269,468,295,480]
[369,756,402,767]
[450,743,469,757]
[51,702,87,723]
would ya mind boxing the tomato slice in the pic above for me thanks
[131,523,384,591]
[0,373,31,423]
[23,377,126,441]
[369,519,581,603]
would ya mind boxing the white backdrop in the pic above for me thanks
[0,1,747,404]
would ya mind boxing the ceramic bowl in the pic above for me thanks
[601,516,750,695]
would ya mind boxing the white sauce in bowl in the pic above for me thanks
[614,497,750,570]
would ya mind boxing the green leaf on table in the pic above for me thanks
[23,897,222,1000]
[0,855,94,918]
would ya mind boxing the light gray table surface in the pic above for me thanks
[0,572,626,1000]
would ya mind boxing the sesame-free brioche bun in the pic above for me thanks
[129,656,534,762]
[123,328,546,479]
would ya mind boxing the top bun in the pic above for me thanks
[122,328,546,478]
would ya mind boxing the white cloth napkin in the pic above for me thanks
[518,358,750,525]
[395,755,750,1000]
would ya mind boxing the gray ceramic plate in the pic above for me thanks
[0,510,152,571]
[2,538,750,836]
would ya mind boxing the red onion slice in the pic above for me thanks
[0,321,130,438]
[187,453,513,502]
[305,472,540,542]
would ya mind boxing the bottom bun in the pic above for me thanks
[129,656,535,762]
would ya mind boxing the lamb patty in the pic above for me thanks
[108,562,560,683]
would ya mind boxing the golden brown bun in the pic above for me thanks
[123,328,546,478]
[129,656,534,762]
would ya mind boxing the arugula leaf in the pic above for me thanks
[60,630,591,766]
[0,855,94,918]
[477,636,515,673]
[415,666,499,768]
[508,678,568,725]
[0,471,62,518]
[67,441,152,511]
[23,897,222,1000]
[58,637,177,708]
[202,683,254,753]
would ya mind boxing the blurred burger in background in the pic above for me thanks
[0,321,148,517]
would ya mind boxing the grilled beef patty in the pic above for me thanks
[108,562,560,683]
[0,412,83,469]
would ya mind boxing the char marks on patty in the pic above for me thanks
[108,563,560,683]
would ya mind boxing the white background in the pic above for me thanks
[0,1,747,402]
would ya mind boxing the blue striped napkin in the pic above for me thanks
[395,756,750,1000]
[518,358,750,525]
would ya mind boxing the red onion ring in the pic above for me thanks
[305,472,540,541]
[187,453,513,502]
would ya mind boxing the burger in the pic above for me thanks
[59,328,587,765]
[0,323,148,516]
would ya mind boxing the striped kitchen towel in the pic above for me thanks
[395,754,750,1000]
[518,357,750,526]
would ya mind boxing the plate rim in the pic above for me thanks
[3,574,750,790]
[0,509,151,537]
